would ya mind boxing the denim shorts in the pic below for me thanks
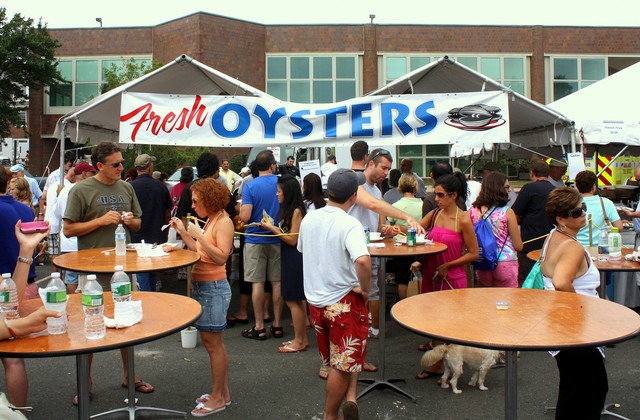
[191,279,231,332]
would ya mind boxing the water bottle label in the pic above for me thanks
[113,283,131,297]
[82,294,103,306]
[46,291,67,303]
[0,292,9,303]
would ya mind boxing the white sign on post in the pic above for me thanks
[567,152,586,180]
[299,160,321,182]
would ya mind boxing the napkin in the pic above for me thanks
[135,246,168,257]
[105,300,143,328]
[367,243,386,248]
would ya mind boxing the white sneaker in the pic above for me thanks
[368,326,379,338]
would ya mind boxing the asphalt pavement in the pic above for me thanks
[8,266,640,420]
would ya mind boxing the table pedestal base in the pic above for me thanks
[505,350,517,420]
[357,377,415,401]
[90,347,186,419]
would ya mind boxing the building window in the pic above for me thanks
[46,56,151,113]
[397,144,451,177]
[266,55,359,103]
[551,57,606,101]
[383,55,527,96]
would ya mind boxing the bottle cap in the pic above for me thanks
[114,265,124,271]
[1,273,10,278]
[87,274,97,280]
[51,272,61,278]
[611,227,619,233]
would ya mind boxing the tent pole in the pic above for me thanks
[508,143,565,165]
[59,122,67,188]
[596,146,628,179]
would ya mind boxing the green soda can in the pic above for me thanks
[407,228,417,246]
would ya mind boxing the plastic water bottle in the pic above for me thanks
[0,273,19,320]
[111,266,132,319]
[82,275,105,339]
[168,226,177,243]
[115,224,126,256]
[597,227,609,262]
[608,227,622,263]
[44,273,67,335]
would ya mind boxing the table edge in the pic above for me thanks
[52,249,200,273]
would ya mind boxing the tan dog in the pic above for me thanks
[421,344,500,394]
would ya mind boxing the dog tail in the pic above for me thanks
[421,344,447,368]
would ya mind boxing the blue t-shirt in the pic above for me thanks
[0,195,36,281]
[243,175,280,244]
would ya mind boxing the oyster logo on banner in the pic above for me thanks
[119,91,509,147]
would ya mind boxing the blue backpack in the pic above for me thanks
[472,207,506,271]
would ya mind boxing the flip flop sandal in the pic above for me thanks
[270,325,284,338]
[363,362,378,372]
[278,344,308,353]
[227,315,249,324]
[342,401,360,420]
[242,327,267,340]
[318,367,330,380]
[122,380,154,393]
[195,394,232,406]
[191,402,226,417]
[416,370,442,380]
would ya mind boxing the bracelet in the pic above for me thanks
[17,256,33,265]
[4,318,16,338]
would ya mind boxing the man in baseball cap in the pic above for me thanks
[548,160,568,189]
[134,153,156,171]
[297,167,371,420]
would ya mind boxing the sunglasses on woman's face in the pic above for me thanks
[435,192,453,199]
[566,202,587,218]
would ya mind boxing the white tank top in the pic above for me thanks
[541,229,600,298]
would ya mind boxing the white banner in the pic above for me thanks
[119,91,510,147]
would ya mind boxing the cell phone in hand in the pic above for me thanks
[20,221,49,234]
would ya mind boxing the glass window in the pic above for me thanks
[102,60,124,79]
[49,84,72,107]
[386,57,407,80]
[313,81,333,103]
[412,159,424,177]
[554,81,578,100]
[290,80,310,103]
[480,57,501,80]
[267,81,287,101]
[336,80,355,102]
[268,57,286,79]
[504,58,524,79]
[290,57,309,79]
[75,83,99,105]
[57,61,72,82]
[76,60,98,82]
[410,57,430,71]
[504,81,525,95]
[313,57,332,79]
[554,58,578,80]
[426,144,450,156]
[458,57,477,70]
[398,145,422,157]
[336,57,355,79]
[582,58,605,80]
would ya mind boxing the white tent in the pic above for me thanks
[367,56,574,157]
[54,54,271,144]
[548,61,640,147]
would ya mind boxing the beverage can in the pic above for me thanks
[407,229,417,247]
[364,227,370,244]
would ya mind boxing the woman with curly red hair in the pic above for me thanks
[170,177,234,416]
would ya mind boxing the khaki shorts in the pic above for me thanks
[243,242,281,283]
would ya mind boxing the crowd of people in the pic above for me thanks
[2,138,636,419]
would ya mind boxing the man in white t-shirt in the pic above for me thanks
[298,168,371,420]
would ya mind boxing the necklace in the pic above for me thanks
[554,227,578,242]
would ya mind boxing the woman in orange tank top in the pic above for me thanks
[170,178,234,417]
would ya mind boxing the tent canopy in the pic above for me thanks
[548,61,640,146]
[54,54,270,144]
[367,56,574,157]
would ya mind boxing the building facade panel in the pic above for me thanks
[51,28,152,56]
[266,25,364,52]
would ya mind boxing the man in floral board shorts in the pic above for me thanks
[298,168,371,420]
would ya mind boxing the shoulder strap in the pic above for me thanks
[429,208,441,230]
[598,195,611,226]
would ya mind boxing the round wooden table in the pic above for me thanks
[0,292,201,420]
[527,247,640,297]
[391,288,640,420]
[52,247,200,273]
[361,238,447,401]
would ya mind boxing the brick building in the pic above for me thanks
[23,12,640,177]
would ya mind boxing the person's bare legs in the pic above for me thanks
[263,292,272,322]
[283,300,309,350]
[345,371,359,402]
[251,282,266,331]
[121,348,152,390]
[195,331,230,412]
[324,368,352,420]
[270,282,283,329]
[2,358,27,407]
[397,284,407,300]
[67,284,78,294]
[231,294,251,321]
[370,300,379,330]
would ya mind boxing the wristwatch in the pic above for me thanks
[17,256,33,265]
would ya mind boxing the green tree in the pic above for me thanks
[101,57,163,94]
[0,8,63,138]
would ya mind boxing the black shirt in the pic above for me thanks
[511,179,556,253]
[282,164,300,178]
[176,177,237,223]
[130,174,172,244]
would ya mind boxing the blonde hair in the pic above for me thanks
[397,173,418,194]
[10,177,32,209]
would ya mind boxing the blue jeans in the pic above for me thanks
[136,272,156,292]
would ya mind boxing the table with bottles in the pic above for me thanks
[527,246,640,297]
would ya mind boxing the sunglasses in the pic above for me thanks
[504,185,512,191]
[102,160,125,168]
[565,202,587,218]
[368,149,391,162]
[435,192,453,199]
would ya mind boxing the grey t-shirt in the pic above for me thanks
[348,180,381,231]
[64,177,142,250]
